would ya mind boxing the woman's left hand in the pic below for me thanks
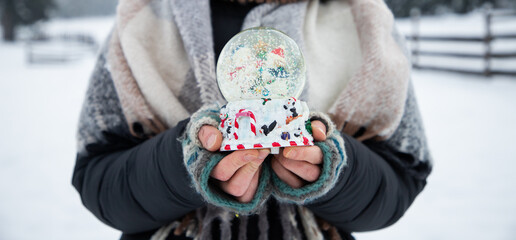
[271,121,327,188]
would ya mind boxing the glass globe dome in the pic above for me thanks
[216,27,306,102]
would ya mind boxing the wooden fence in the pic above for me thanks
[406,7,516,77]
[26,33,98,64]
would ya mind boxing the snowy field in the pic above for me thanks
[1,13,515,240]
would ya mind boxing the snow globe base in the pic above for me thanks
[219,97,314,153]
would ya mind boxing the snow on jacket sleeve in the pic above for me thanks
[72,44,204,234]
[306,81,432,232]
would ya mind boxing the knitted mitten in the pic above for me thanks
[181,105,271,214]
[271,112,347,204]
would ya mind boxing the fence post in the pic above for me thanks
[484,4,493,77]
[410,8,421,69]
[26,40,33,64]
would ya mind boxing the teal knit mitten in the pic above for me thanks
[271,112,347,204]
[181,105,271,214]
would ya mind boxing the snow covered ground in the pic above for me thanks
[0,13,515,240]
[0,17,120,240]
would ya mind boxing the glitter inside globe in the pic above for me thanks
[217,27,306,102]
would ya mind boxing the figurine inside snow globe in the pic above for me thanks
[216,27,313,154]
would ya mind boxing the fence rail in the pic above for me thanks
[26,32,98,64]
[406,7,516,77]
[407,34,516,42]
[413,51,516,59]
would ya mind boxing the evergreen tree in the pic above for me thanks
[1,0,55,41]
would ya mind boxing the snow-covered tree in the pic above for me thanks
[0,0,55,41]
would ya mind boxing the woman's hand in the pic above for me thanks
[198,126,269,203]
[271,121,327,188]
[197,120,326,201]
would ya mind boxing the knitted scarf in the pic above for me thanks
[107,0,409,141]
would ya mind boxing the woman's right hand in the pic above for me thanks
[198,125,269,203]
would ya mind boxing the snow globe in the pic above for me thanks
[217,27,313,154]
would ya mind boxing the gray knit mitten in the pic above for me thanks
[271,112,347,204]
[181,105,271,214]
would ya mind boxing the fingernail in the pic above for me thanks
[285,149,298,159]
[315,126,326,137]
[258,149,269,160]
[244,154,258,162]
[207,134,217,148]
